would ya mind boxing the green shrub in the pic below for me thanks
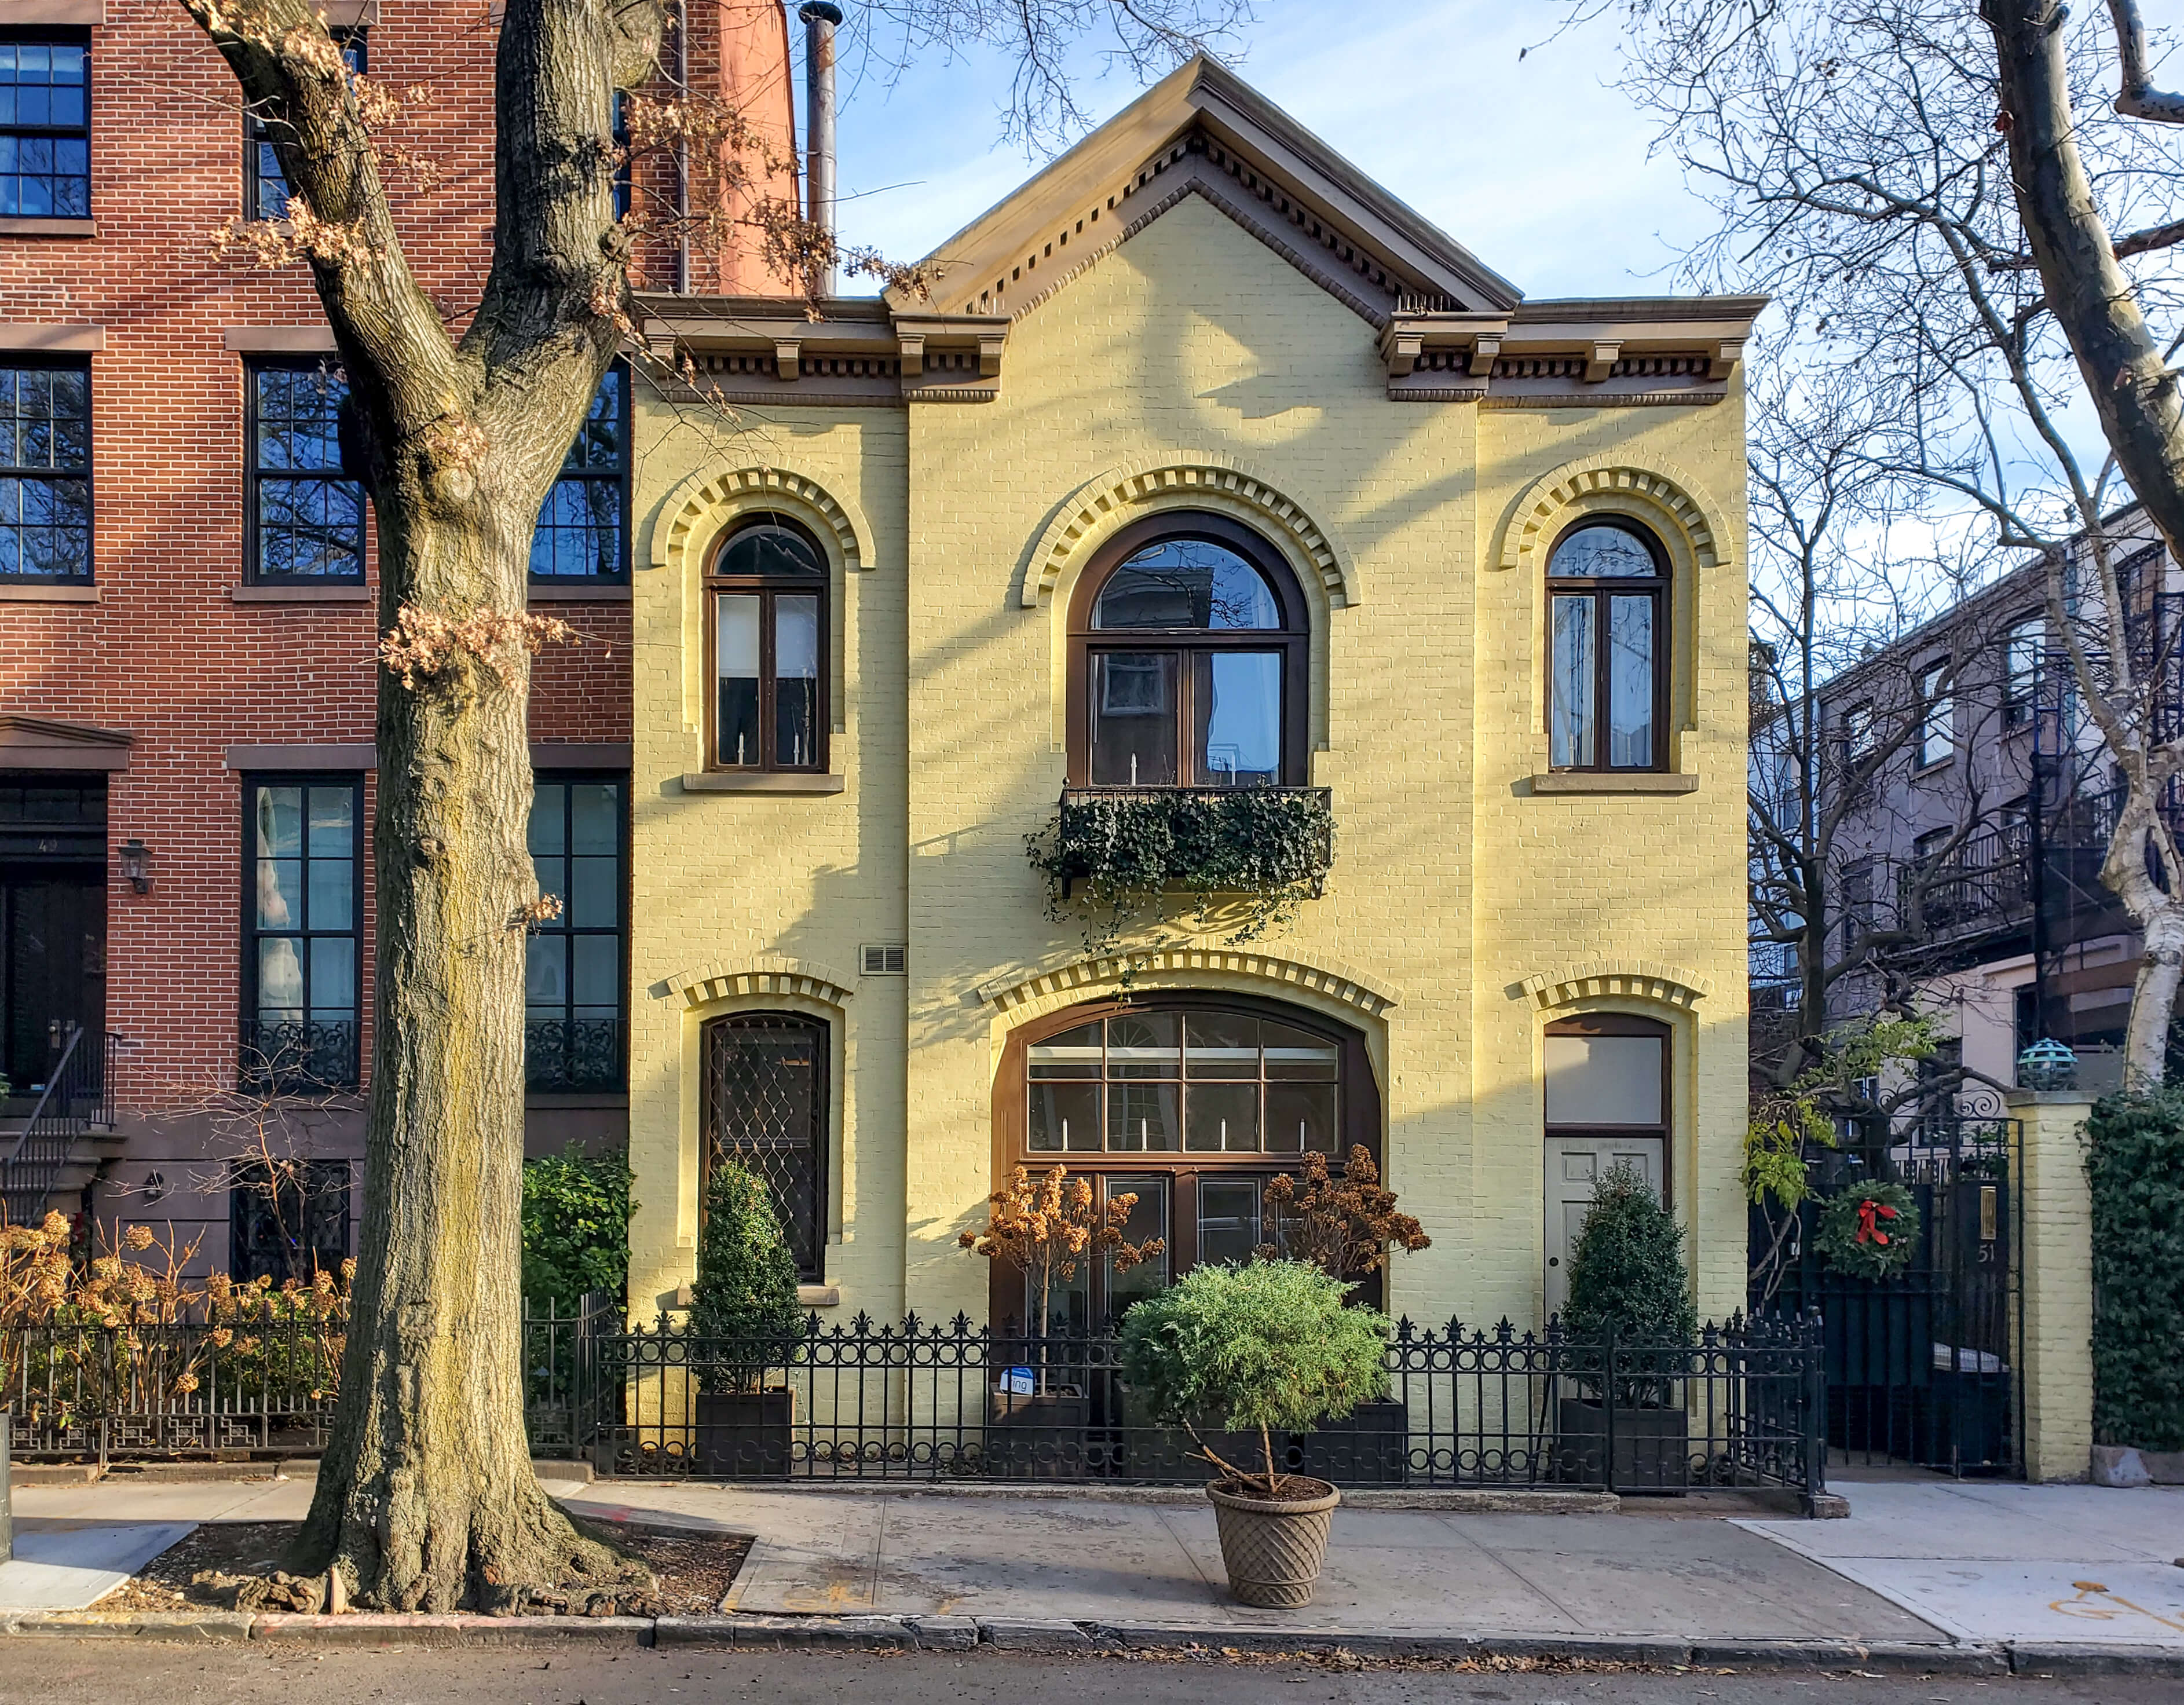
[521,1146,633,1311]
[2086,1090,2184,1451]
[690,1162,803,1391]
[1563,1165,1698,1406]
[1117,1259,1388,1492]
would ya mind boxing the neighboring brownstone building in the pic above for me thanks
[0,1,796,1273]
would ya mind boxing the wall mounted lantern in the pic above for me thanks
[118,837,152,894]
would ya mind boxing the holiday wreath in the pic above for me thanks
[1814,1181,1922,1280]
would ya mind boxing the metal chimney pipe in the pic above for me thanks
[799,2,843,297]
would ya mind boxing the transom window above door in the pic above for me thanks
[1068,517,1308,788]
[1545,519,1668,772]
[706,516,826,773]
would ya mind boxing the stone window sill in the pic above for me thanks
[797,1285,840,1308]
[232,584,373,604]
[529,580,632,603]
[1529,771,1699,795]
[0,217,96,239]
[681,772,845,794]
[0,581,96,602]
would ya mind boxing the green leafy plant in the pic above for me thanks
[690,1161,804,1393]
[520,1146,634,1311]
[1563,1165,1699,1408]
[1117,1258,1388,1495]
[1812,1181,1922,1281]
[1026,787,1335,954]
[2085,1090,2184,1451]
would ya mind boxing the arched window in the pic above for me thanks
[1542,1013,1670,1316]
[1545,519,1668,772]
[997,995,1380,1326]
[702,1012,828,1280]
[1067,516,1308,788]
[707,516,827,773]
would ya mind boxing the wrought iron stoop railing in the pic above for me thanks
[1,1023,116,1228]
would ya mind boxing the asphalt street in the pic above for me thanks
[0,1646,2173,1705]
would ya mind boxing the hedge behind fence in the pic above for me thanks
[2085,1091,2184,1451]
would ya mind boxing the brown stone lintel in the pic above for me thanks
[0,0,105,21]
[527,580,633,602]
[1528,771,1700,795]
[679,771,846,795]
[225,744,378,773]
[0,712,131,771]
[531,743,633,771]
[222,327,338,353]
[0,580,97,601]
[231,583,372,603]
[0,323,103,352]
[0,217,96,238]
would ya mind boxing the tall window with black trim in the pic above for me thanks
[0,31,89,219]
[525,775,626,1092]
[243,777,362,1089]
[530,366,628,579]
[0,360,89,581]
[247,361,364,582]
[244,30,364,218]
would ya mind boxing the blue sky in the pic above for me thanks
[823,3,1717,303]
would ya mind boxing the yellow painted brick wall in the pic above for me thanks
[627,191,1750,1331]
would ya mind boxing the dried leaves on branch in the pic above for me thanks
[960,1164,1164,1335]
[1257,1146,1429,1280]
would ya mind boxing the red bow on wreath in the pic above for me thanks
[1855,1198,1898,1247]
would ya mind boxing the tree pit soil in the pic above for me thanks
[101,1520,752,1617]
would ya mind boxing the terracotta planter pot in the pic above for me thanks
[1206,1476,1340,1608]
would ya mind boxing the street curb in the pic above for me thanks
[2007,1641,2184,1675]
[2,1612,255,1641]
[1688,1640,2007,1674]
[251,1613,655,1647]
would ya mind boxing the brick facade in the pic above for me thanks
[0,2,793,1264]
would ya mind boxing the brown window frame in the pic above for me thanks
[989,993,1382,1323]
[1543,518,1670,774]
[1542,1011,1672,1188]
[1065,513,1311,788]
[703,514,829,774]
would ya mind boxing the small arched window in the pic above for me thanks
[1068,516,1308,788]
[1546,519,1668,772]
[707,516,827,773]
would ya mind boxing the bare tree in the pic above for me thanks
[175,0,1247,1613]
[1564,0,2184,1083]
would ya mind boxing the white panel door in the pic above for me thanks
[1543,1136,1665,1321]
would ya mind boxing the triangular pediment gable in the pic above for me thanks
[888,57,1522,328]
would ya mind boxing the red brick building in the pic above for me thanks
[0,1,796,1273]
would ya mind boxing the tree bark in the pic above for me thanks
[175,0,657,1608]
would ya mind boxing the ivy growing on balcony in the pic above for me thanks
[1026,786,1336,954]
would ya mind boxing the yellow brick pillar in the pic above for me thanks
[2007,1089,2097,1482]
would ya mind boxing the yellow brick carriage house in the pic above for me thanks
[621,59,1761,1340]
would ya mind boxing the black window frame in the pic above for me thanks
[529,363,631,583]
[1915,659,1953,770]
[2003,616,2042,730]
[245,357,366,584]
[1544,517,1670,774]
[704,513,830,773]
[0,28,90,222]
[240,773,364,1091]
[701,1011,829,1282]
[525,770,628,1094]
[229,1157,352,1283]
[243,29,365,220]
[0,354,91,583]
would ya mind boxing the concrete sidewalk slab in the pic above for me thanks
[0,1521,195,1611]
[8,1476,311,1527]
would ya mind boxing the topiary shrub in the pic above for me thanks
[2086,1090,2184,1451]
[1117,1259,1388,1495]
[689,1161,804,1393]
[520,1145,634,1311]
[1563,1165,1699,1407]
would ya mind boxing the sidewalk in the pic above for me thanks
[3,1469,2181,1666]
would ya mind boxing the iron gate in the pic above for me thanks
[1762,1116,2023,1476]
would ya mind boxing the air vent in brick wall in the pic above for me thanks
[861,945,906,975]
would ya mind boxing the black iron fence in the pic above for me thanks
[6,1298,1826,1503]
[529,1305,1824,1502]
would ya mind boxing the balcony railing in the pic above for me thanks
[524,1015,627,1093]
[240,1018,359,1093]
[1906,819,2033,934]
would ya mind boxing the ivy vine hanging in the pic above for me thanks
[1813,1181,1922,1280]
[1025,787,1336,955]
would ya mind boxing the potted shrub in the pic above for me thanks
[960,1164,1161,1477]
[1259,1146,1428,1484]
[1556,1165,1699,1492]
[1119,1260,1388,1607]
[689,1162,804,1477]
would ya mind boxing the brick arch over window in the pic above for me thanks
[978,946,1399,1025]
[646,463,875,581]
[1495,456,1731,581]
[1023,455,1356,612]
[1516,961,1713,1014]
[652,956,858,1012]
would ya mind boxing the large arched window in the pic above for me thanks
[1067,516,1308,788]
[706,516,827,773]
[702,1012,828,1280]
[1545,519,1669,772]
[996,995,1380,1325]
